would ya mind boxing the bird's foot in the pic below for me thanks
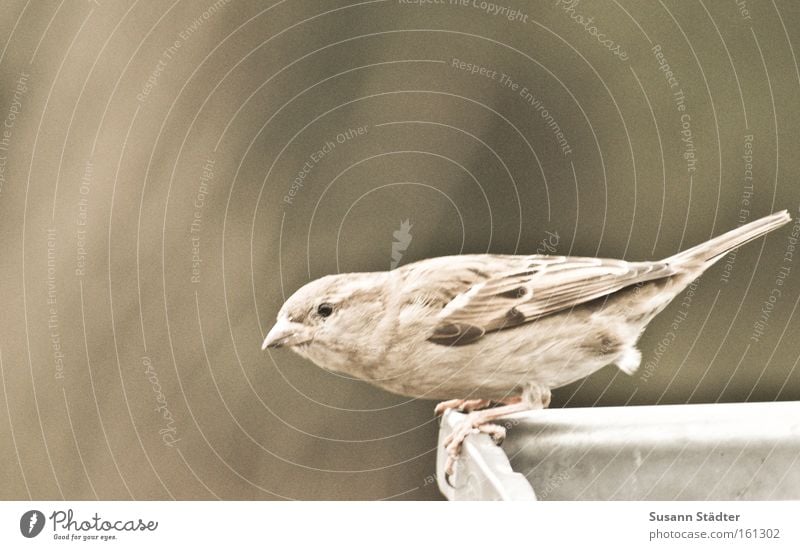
[439,395,541,478]
[442,412,507,476]
[434,398,492,416]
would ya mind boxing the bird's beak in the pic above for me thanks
[262,319,311,350]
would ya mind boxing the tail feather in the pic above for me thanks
[667,210,791,267]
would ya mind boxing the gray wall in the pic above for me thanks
[0,0,798,500]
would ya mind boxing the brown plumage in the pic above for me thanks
[263,211,791,475]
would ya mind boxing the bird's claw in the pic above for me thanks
[442,414,507,476]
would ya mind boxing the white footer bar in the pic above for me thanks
[1,501,798,549]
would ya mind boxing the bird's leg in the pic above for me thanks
[500,395,523,405]
[443,383,551,476]
[434,395,522,416]
[434,398,493,416]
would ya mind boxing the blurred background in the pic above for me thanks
[0,0,798,500]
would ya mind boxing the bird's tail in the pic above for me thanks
[667,210,791,267]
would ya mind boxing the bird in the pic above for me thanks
[262,210,791,476]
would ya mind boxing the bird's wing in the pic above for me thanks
[427,255,676,345]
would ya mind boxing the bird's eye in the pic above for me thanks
[317,303,334,318]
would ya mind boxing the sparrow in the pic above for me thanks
[263,211,791,476]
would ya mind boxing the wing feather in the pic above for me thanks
[427,255,675,345]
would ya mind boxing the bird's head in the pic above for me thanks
[262,272,390,373]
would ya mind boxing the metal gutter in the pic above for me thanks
[437,401,800,500]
